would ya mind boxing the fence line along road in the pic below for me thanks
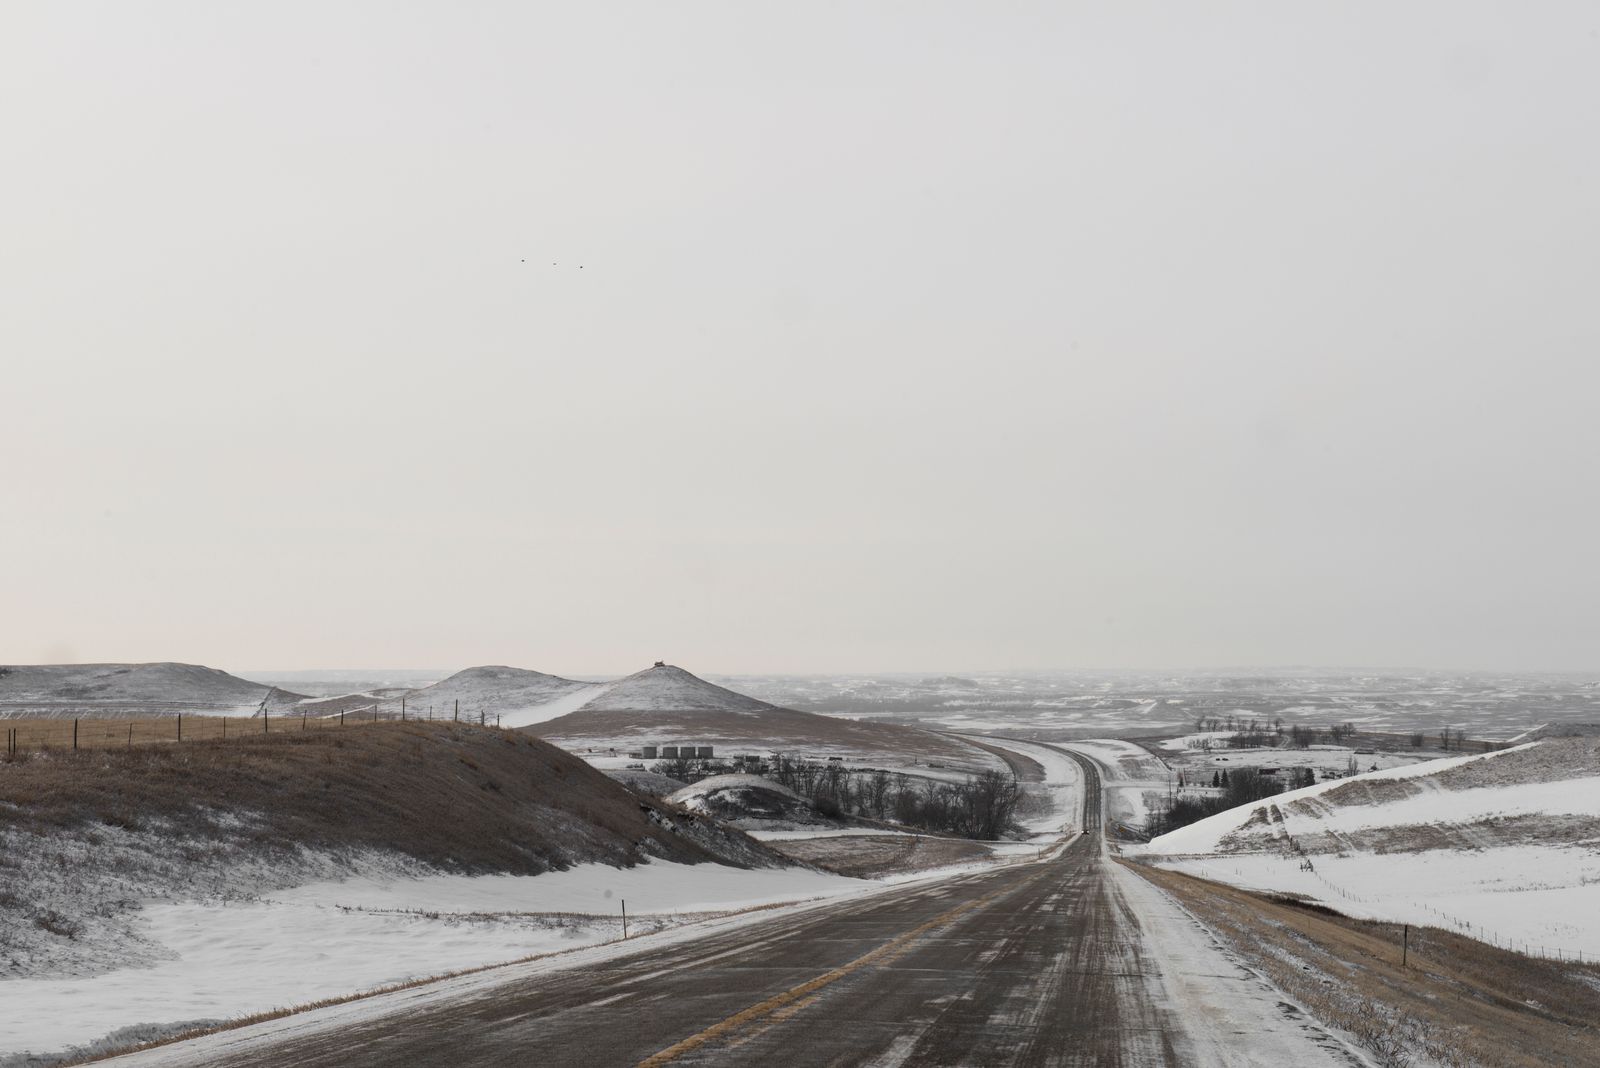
[0,706,504,757]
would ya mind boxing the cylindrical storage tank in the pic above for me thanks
[661,745,679,759]
[641,745,659,759]
[697,746,714,758]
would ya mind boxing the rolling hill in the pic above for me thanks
[390,665,598,725]
[0,662,303,717]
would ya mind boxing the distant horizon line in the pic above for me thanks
[233,663,1600,679]
[8,659,1596,679]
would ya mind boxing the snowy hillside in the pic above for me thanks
[380,663,777,730]
[576,664,774,714]
[0,722,811,1063]
[1141,737,1600,958]
[0,663,300,717]
[399,666,602,728]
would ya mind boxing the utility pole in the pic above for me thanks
[621,899,628,939]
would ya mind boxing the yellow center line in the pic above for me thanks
[636,881,1024,1067]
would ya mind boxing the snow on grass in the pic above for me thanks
[1139,741,1600,959]
[1152,846,1600,960]
[497,682,614,728]
[0,860,867,1064]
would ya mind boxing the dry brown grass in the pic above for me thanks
[0,710,400,754]
[533,706,991,767]
[0,721,779,873]
[1130,861,1600,1068]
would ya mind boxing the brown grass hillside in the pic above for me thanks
[0,721,781,873]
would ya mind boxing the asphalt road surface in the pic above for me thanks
[115,746,1361,1068]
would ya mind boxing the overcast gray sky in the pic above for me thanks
[5,2,1598,675]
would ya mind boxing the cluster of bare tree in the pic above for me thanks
[650,756,726,782]
[1145,767,1290,839]
[1191,714,1285,734]
[765,756,1023,841]
[1189,716,1364,751]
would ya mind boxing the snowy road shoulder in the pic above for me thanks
[1109,859,1369,1067]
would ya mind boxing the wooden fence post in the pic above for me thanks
[74,719,79,750]
[177,714,182,742]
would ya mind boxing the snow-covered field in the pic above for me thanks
[0,860,869,1064]
[1139,741,1600,960]
[724,669,1600,741]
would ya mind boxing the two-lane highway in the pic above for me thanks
[110,746,1362,1067]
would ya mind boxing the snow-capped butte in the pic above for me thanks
[579,664,774,714]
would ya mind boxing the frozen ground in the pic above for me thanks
[1140,740,1600,960]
